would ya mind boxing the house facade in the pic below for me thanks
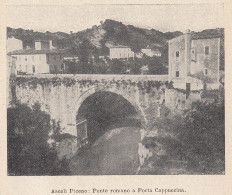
[141,48,161,57]
[168,30,221,90]
[109,45,134,60]
[8,40,64,74]
[7,55,17,107]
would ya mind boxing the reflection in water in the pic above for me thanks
[70,126,141,175]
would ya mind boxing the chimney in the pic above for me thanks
[49,40,53,50]
[185,29,192,77]
[35,41,42,50]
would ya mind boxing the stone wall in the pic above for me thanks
[165,88,201,114]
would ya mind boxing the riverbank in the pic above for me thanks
[139,99,225,175]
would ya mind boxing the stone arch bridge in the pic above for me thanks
[12,74,169,146]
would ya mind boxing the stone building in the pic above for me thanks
[141,46,161,57]
[109,45,134,60]
[7,55,17,107]
[168,30,221,90]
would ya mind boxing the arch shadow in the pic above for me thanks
[71,86,147,144]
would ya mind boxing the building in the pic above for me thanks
[63,55,79,62]
[141,46,161,57]
[7,37,23,52]
[135,52,143,59]
[168,30,221,90]
[8,40,64,74]
[7,55,17,76]
[7,55,17,107]
[109,45,134,60]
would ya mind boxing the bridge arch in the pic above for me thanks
[70,85,147,142]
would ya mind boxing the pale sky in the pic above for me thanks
[6,4,224,33]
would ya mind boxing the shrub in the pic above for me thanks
[7,103,70,175]
[174,99,225,174]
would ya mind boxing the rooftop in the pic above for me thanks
[170,28,224,41]
[8,49,66,55]
[191,30,223,40]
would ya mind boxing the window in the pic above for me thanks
[205,46,209,58]
[176,51,180,61]
[25,65,28,73]
[32,65,35,73]
[205,46,209,55]
[176,71,179,77]
[25,57,27,61]
[191,49,196,61]
[204,68,208,76]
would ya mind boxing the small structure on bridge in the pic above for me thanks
[76,118,88,148]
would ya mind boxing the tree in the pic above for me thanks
[7,103,70,175]
[148,56,168,75]
[92,59,108,74]
[78,39,95,74]
[108,59,126,74]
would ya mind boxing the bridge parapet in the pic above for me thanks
[16,74,169,82]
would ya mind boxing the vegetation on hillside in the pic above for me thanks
[63,39,168,75]
[7,20,224,72]
[7,103,70,175]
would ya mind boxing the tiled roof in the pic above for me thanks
[8,49,66,55]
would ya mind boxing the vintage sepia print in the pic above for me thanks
[6,4,225,176]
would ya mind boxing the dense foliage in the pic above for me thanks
[141,97,225,174]
[7,103,70,175]
[64,54,168,75]
[174,99,225,174]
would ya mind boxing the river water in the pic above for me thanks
[70,126,142,175]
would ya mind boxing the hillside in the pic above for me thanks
[7,27,71,41]
[7,19,224,69]
[71,19,183,55]
[7,19,183,55]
